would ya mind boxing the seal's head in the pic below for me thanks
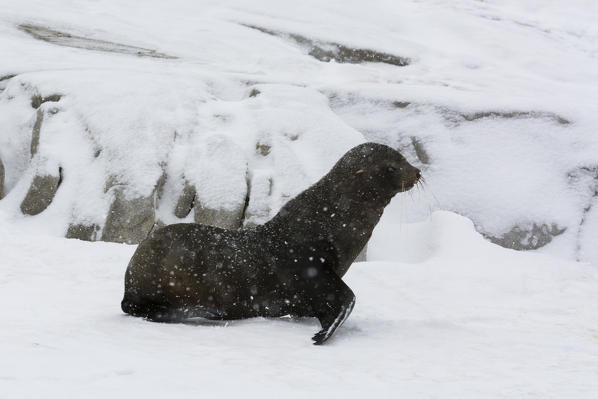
[330,142,421,202]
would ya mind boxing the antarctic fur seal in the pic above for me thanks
[121,142,421,344]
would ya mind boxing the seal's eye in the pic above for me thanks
[386,166,396,173]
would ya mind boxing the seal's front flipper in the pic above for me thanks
[288,239,356,344]
[312,295,355,345]
[308,269,356,345]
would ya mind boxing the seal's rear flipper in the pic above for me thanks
[312,296,355,345]
[122,299,225,322]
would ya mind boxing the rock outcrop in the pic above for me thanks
[485,223,566,251]
[20,169,62,215]
[189,136,249,230]
[173,180,196,219]
[102,187,156,244]
[243,24,410,67]
[65,223,100,241]
[30,109,43,157]
[0,69,592,268]
[18,24,176,59]
[194,204,245,230]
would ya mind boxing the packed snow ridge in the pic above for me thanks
[1,0,597,265]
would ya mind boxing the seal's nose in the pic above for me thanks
[412,169,422,184]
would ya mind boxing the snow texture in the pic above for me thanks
[1,210,597,398]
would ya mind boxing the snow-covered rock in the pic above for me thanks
[0,0,597,266]
[0,72,363,242]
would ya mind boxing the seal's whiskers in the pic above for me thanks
[416,177,441,217]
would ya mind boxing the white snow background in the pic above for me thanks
[1,0,597,397]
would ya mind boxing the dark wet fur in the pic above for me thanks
[122,142,420,344]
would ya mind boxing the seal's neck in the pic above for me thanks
[265,176,393,277]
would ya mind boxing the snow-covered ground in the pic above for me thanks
[2,209,597,398]
[2,0,598,397]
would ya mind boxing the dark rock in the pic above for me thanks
[155,170,167,203]
[18,23,176,59]
[411,137,430,165]
[392,101,411,109]
[307,41,409,66]
[66,223,100,241]
[102,187,155,244]
[194,203,245,230]
[485,223,566,250]
[243,24,409,67]
[174,180,196,219]
[20,168,62,215]
[461,110,570,125]
[248,88,261,97]
[30,109,43,157]
[31,94,61,109]
[256,141,271,156]
[103,175,120,193]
